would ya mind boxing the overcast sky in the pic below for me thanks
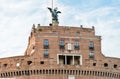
[0,0,120,58]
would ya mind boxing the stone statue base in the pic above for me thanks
[52,20,59,26]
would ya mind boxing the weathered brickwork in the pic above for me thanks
[0,24,120,79]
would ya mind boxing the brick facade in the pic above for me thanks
[0,24,120,79]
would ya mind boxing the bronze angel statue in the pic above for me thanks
[48,7,61,23]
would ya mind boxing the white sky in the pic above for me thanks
[0,0,120,58]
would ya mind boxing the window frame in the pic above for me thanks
[59,40,65,46]
[44,39,49,46]
[59,40,65,49]
[89,52,94,59]
[44,39,49,49]
[74,40,80,50]
[44,50,49,58]
[89,41,94,50]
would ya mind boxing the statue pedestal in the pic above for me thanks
[52,21,59,26]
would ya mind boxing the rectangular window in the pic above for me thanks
[57,54,82,66]
[74,56,80,65]
[59,55,65,65]
[93,63,96,66]
[59,40,65,49]
[44,39,49,49]
[40,61,44,64]
[89,52,94,59]
[74,41,79,50]
[89,41,94,50]
[66,56,73,65]
[44,50,49,58]
[114,64,117,68]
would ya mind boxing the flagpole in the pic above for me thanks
[52,0,53,9]
[52,0,53,25]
